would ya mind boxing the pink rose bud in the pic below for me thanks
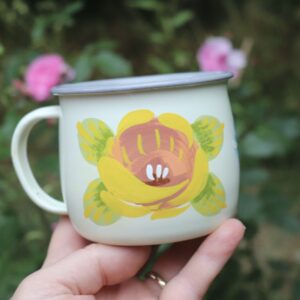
[15,54,75,102]
[197,37,247,77]
[227,49,247,76]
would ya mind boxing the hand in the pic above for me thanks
[13,217,245,300]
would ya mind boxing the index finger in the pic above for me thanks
[160,218,245,300]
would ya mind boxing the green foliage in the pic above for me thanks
[77,118,113,165]
[192,116,224,160]
[192,173,226,216]
[31,2,84,45]
[73,41,133,81]
[0,0,300,299]
[83,179,121,226]
[95,50,133,77]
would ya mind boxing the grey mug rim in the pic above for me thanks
[52,71,233,96]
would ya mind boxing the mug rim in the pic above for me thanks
[52,71,233,96]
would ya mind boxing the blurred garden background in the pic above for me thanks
[1,0,300,299]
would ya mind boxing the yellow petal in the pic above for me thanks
[117,110,154,137]
[91,206,106,222]
[167,148,209,207]
[84,202,98,217]
[103,137,115,156]
[98,157,189,204]
[151,205,189,220]
[101,191,150,217]
[121,146,131,165]
[158,113,194,147]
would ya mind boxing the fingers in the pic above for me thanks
[43,217,89,268]
[160,219,245,300]
[40,243,151,295]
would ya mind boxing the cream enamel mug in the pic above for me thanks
[11,72,239,245]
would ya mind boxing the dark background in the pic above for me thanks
[0,0,300,299]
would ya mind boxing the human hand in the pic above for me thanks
[13,217,245,300]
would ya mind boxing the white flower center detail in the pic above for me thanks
[156,164,162,178]
[146,164,155,181]
[162,167,169,179]
[146,164,169,181]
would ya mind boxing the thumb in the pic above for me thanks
[41,243,151,295]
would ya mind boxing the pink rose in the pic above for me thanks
[197,37,247,77]
[14,54,75,102]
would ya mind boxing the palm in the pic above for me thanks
[98,278,157,299]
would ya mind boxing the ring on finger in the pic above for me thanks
[145,271,167,288]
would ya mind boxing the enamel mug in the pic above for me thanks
[11,72,239,245]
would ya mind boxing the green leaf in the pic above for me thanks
[74,55,93,81]
[172,10,194,28]
[173,49,190,68]
[192,173,226,216]
[148,56,174,73]
[95,50,133,77]
[240,131,287,158]
[63,1,84,16]
[127,0,163,11]
[0,43,5,56]
[150,32,165,44]
[84,179,121,226]
[192,116,224,160]
[77,118,114,165]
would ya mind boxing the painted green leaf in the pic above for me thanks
[77,118,114,165]
[192,116,224,160]
[83,179,121,226]
[192,173,226,216]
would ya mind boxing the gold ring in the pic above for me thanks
[145,271,167,288]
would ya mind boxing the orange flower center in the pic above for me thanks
[111,119,198,188]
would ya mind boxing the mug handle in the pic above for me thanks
[11,106,67,214]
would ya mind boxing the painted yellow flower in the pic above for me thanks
[77,110,226,225]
